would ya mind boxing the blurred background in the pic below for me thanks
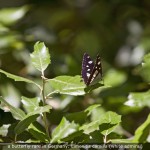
[0,0,150,139]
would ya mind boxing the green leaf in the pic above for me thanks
[62,130,83,142]
[80,111,121,135]
[100,111,122,125]
[66,111,87,125]
[140,53,150,83]
[0,96,26,120]
[27,105,52,116]
[48,75,85,96]
[0,69,41,89]
[132,113,150,143]
[28,122,49,142]
[30,42,50,74]
[14,105,51,135]
[0,124,11,136]
[1,83,21,108]
[66,104,101,124]
[21,96,40,113]
[47,75,107,96]
[99,112,121,136]
[84,104,101,116]
[111,139,132,143]
[125,90,150,108]
[51,117,79,143]
[0,6,29,25]
[104,69,127,86]
[80,120,100,134]
[14,114,39,135]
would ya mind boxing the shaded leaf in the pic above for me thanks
[14,114,39,135]
[21,96,40,113]
[28,122,49,142]
[132,113,150,143]
[51,117,79,143]
[30,42,50,74]
[65,111,87,125]
[66,104,101,124]
[0,96,26,120]
[0,69,41,89]
[125,90,150,108]
[14,105,51,135]
[62,130,83,142]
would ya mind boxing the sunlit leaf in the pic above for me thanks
[80,111,121,135]
[0,97,26,120]
[0,124,11,136]
[132,113,150,143]
[21,96,40,113]
[111,139,132,143]
[47,75,106,96]
[91,107,105,121]
[26,105,52,116]
[125,90,150,108]
[84,104,101,116]
[30,42,50,74]
[100,112,121,136]
[80,120,100,134]
[47,75,85,96]
[104,69,127,86]
[0,6,29,25]
[1,83,21,108]
[51,117,79,143]
[101,111,121,124]
[0,69,41,89]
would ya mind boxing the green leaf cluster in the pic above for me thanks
[0,41,149,144]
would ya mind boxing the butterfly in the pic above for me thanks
[81,53,102,86]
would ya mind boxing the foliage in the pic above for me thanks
[0,0,150,146]
[0,41,149,144]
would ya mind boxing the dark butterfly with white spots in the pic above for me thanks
[81,53,102,86]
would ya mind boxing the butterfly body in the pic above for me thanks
[81,53,102,86]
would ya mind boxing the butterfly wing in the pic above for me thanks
[86,54,102,86]
[81,53,94,84]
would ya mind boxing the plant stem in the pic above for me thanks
[41,76,50,140]
[14,134,17,143]
[103,130,108,143]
